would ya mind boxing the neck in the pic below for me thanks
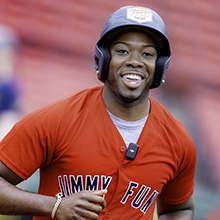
[102,85,150,121]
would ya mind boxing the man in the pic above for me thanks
[0,6,196,220]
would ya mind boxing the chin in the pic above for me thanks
[119,91,144,104]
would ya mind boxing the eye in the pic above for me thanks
[116,49,129,55]
[143,52,153,57]
[142,47,157,59]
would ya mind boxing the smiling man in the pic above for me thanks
[0,6,196,220]
[103,29,157,118]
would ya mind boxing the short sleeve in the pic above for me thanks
[158,137,197,204]
[0,108,58,180]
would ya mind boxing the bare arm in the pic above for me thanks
[0,161,107,219]
[0,161,55,216]
[157,196,194,220]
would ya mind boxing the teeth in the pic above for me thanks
[124,74,141,80]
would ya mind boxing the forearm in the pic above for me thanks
[0,176,56,216]
[158,209,194,220]
[157,196,194,220]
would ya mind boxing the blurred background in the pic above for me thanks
[0,0,219,219]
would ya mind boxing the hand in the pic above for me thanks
[55,190,107,220]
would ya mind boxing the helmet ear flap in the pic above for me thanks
[150,55,171,89]
[94,45,111,82]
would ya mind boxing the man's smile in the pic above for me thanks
[120,72,146,88]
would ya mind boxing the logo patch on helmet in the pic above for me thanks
[127,8,153,23]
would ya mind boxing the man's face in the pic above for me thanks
[106,29,157,103]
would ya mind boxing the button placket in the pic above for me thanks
[120,146,126,153]
[106,212,111,218]
[120,165,125,171]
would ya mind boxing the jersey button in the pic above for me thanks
[106,212,111,218]
[121,165,125,171]
[120,146,126,152]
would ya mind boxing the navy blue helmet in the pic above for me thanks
[94,6,171,88]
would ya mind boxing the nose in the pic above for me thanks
[125,53,144,68]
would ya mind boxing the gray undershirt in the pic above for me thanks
[107,110,148,147]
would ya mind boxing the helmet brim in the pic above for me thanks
[97,25,170,56]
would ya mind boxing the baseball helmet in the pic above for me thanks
[94,6,171,89]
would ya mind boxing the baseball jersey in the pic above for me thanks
[0,86,197,220]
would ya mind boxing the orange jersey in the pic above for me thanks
[0,86,196,220]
